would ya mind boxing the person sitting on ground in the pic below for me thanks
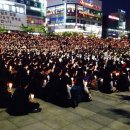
[7,79,41,116]
[0,79,12,108]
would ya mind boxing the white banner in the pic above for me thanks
[0,10,27,30]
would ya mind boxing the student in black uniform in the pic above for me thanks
[0,79,12,108]
[7,79,41,116]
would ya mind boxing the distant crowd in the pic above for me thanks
[0,32,130,116]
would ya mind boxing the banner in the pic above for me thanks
[0,10,27,30]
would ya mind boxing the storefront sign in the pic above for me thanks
[79,0,101,10]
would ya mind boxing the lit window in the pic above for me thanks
[12,6,16,12]
[16,7,20,13]
[0,4,3,9]
[20,7,24,13]
[3,4,9,11]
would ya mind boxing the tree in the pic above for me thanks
[20,25,34,33]
[37,25,50,35]
[0,26,7,33]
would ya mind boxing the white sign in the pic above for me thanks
[0,10,27,30]
[108,15,119,21]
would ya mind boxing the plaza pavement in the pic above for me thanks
[0,90,130,130]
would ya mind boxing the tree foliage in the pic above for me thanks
[20,25,34,33]
[0,26,7,33]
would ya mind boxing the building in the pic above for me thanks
[46,0,102,37]
[16,0,46,26]
[102,9,127,38]
[126,20,130,39]
[126,19,130,31]
[0,0,27,30]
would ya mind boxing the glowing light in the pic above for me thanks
[30,7,41,11]
[8,83,13,89]
[80,0,101,10]
[30,94,34,100]
[0,1,15,6]
[108,15,119,20]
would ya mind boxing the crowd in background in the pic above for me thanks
[0,32,130,115]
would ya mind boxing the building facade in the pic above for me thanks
[16,0,46,26]
[47,0,102,37]
[0,0,27,30]
[102,9,127,38]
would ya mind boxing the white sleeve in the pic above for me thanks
[67,85,72,99]
[83,80,89,93]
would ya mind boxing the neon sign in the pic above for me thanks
[80,0,93,7]
[108,15,119,21]
[80,0,101,10]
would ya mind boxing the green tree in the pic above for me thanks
[38,25,47,33]
[0,26,7,33]
[37,25,51,36]
[20,25,34,33]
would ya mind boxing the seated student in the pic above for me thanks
[0,80,12,108]
[117,70,129,92]
[7,79,41,116]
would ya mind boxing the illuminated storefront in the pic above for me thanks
[0,0,27,30]
[47,0,102,37]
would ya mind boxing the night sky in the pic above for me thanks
[101,0,130,19]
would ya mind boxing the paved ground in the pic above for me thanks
[0,90,130,130]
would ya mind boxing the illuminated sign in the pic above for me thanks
[108,15,119,21]
[30,7,41,11]
[80,0,101,10]
[80,0,93,7]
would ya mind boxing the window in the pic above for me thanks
[66,19,75,23]
[0,4,3,9]
[78,5,83,11]
[91,22,95,25]
[67,4,75,10]
[20,7,24,14]
[26,0,30,5]
[16,7,20,13]
[86,21,90,24]
[12,6,16,12]
[26,9,42,17]
[34,3,38,7]
[98,23,101,26]
[3,4,10,11]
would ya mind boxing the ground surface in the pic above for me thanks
[0,90,130,130]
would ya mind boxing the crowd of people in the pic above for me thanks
[0,32,130,115]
